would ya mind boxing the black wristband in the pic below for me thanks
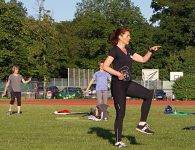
[149,49,154,53]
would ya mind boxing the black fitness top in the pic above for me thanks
[109,46,135,81]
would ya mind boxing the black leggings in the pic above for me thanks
[111,80,153,142]
[10,92,22,106]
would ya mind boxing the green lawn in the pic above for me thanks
[0,104,195,150]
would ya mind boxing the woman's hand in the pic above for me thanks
[2,91,6,97]
[150,46,161,52]
[118,72,125,80]
[83,90,88,95]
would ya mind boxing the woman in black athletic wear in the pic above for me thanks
[103,27,160,148]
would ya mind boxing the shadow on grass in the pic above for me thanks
[126,135,141,145]
[10,111,23,114]
[88,127,142,145]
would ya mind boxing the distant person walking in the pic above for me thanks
[84,60,111,105]
[103,27,160,148]
[3,66,31,115]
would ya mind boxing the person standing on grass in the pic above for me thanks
[84,60,111,105]
[103,27,160,148]
[3,66,31,115]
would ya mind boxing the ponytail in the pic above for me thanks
[111,30,118,46]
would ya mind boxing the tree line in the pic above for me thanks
[0,0,194,81]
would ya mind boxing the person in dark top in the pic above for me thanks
[103,27,160,148]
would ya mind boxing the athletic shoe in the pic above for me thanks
[115,141,127,148]
[104,118,108,121]
[136,123,154,134]
[16,111,22,115]
[6,111,12,115]
[88,115,101,121]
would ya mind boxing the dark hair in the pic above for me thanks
[111,27,130,46]
[97,59,105,67]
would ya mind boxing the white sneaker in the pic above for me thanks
[115,141,127,148]
[88,115,101,121]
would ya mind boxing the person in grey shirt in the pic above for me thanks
[3,66,31,115]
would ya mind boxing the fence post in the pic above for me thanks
[78,68,80,87]
[73,68,75,86]
[83,69,85,88]
[88,69,90,85]
[68,68,69,87]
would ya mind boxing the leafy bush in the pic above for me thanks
[172,75,195,100]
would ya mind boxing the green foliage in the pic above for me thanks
[173,75,195,100]
[150,0,195,79]
[0,0,29,79]
[55,22,79,69]
[166,46,195,76]
[151,0,195,52]
[73,12,112,69]
[26,17,61,78]
[72,0,154,74]
[76,0,146,26]
[0,0,194,81]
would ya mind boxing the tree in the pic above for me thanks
[26,17,61,79]
[72,0,155,78]
[73,12,113,69]
[75,0,146,27]
[150,0,195,79]
[0,0,29,79]
[150,0,195,53]
[25,0,61,97]
[172,75,195,100]
[166,46,195,76]
[55,21,82,70]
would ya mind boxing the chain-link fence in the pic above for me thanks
[137,80,175,100]
[0,68,176,100]
[140,80,162,90]
[48,78,68,90]
[0,81,37,99]
[67,68,95,89]
[0,79,174,100]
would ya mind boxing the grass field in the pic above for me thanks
[0,103,195,150]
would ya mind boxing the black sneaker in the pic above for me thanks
[136,123,154,134]
[115,141,127,148]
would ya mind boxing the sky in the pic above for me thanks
[6,0,153,22]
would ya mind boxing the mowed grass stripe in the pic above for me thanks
[0,105,195,150]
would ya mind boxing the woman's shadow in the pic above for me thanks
[88,127,141,145]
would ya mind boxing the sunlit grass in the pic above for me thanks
[0,104,195,150]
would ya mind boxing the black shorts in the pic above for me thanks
[10,92,22,106]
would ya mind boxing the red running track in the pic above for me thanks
[0,99,195,106]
